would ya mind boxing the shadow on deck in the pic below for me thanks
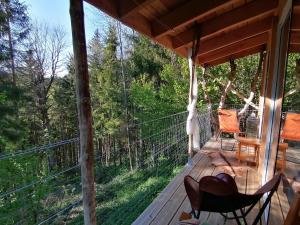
[132,138,297,225]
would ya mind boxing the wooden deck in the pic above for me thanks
[132,138,294,225]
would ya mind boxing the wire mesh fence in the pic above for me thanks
[0,109,213,225]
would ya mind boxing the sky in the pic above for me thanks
[23,0,110,51]
[23,0,112,75]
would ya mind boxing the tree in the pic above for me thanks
[0,0,30,84]
[0,79,26,151]
[90,23,122,137]
[21,23,67,139]
[48,56,78,140]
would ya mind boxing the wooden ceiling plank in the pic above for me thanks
[152,0,232,38]
[202,45,265,66]
[85,0,119,18]
[118,0,154,19]
[198,32,268,64]
[85,0,152,36]
[172,0,278,49]
[197,17,272,55]
[290,32,300,44]
[291,13,300,30]
[290,44,300,52]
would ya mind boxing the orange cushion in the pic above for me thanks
[218,109,240,133]
[281,113,300,141]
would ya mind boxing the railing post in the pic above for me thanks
[69,0,97,224]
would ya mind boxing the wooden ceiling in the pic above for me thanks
[86,0,300,66]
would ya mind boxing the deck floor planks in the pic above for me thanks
[132,152,205,225]
[132,138,295,225]
[168,162,216,225]
[246,167,262,225]
[149,154,212,225]
[146,140,219,225]
[269,191,285,225]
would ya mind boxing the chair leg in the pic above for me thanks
[221,136,223,150]
[252,188,278,225]
[232,211,242,225]
[231,139,236,151]
[240,208,248,225]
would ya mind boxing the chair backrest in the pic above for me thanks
[284,192,300,225]
[218,109,240,133]
[184,173,282,216]
[184,173,239,212]
[254,173,282,195]
[281,113,300,141]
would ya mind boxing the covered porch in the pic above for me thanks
[69,0,300,224]
[133,137,297,225]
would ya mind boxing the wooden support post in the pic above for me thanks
[258,49,269,139]
[70,1,97,224]
[187,48,194,165]
[259,0,292,185]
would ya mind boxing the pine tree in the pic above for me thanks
[0,0,30,84]
[90,23,123,137]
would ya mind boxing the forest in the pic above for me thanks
[0,0,300,224]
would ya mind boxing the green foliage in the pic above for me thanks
[90,23,124,137]
[284,53,300,106]
[0,0,29,65]
[128,35,189,121]
[49,58,78,140]
[1,4,300,223]
[0,80,26,151]
[69,160,184,225]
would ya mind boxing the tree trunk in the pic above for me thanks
[239,52,265,116]
[69,1,96,224]
[205,71,259,110]
[7,17,16,84]
[117,21,133,171]
[201,67,218,133]
[219,59,237,109]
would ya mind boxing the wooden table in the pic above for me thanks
[277,142,288,172]
[235,136,261,166]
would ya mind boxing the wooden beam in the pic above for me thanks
[290,44,300,52]
[70,0,97,224]
[196,17,272,55]
[259,2,292,186]
[172,0,278,49]
[198,33,268,64]
[202,45,265,66]
[85,0,152,36]
[291,13,300,30]
[152,0,232,38]
[85,0,119,18]
[118,0,153,19]
[290,31,300,44]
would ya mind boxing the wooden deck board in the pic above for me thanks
[168,164,216,225]
[132,138,293,225]
[149,155,212,225]
[132,152,205,225]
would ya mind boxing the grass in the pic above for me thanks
[69,158,185,225]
